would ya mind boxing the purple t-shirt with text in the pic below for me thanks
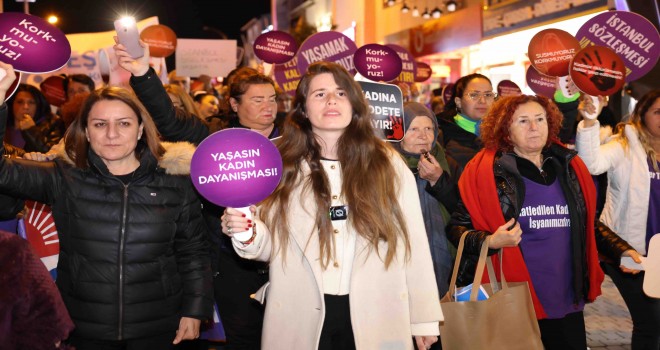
[518,178,584,319]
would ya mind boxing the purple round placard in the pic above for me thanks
[526,65,556,98]
[497,79,522,97]
[0,13,71,73]
[353,44,402,82]
[273,56,301,97]
[385,44,417,84]
[414,61,432,82]
[190,129,283,208]
[296,31,357,75]
[254,30,298,64]
[575,11,659,82]
[442,83,454,105]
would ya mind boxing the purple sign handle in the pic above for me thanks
[0,12,71,73]
[190,129,283,209]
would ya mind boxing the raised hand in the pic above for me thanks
[417,149,443,186]
[113,37,151,77]
[0,62,16,104]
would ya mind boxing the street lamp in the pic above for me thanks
[47,15,58,24]
[446,0,457,12]
[431,6,442,18]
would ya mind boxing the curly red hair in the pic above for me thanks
[480,95,563,152]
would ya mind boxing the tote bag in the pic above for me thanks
[440,232,543,350]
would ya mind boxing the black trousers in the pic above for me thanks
[68,332,177,350]
[319,294,356,350]
[214,247,268,350]
[603,262,660,350]
[537,310,586,350]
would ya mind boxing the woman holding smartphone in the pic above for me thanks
[0,62,212,349]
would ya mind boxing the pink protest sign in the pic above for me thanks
[526,65,556,98]
[528,28,581,77]
[190,129,283,208]
[0,12,71,73]
[386,44,417,84]
[353,44,402,82]
[297,31,357,75]
[497,80,522,97]
[569,45,625,96]
[273,56,300,97]
[575,11,659,82]
[254,30,298,64]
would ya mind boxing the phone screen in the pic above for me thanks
[114,17,144,59]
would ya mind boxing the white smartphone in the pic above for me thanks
[621,256,646,271]
[114,17,144,59]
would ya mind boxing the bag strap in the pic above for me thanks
[447,230,470,301]
[471,237,511,300]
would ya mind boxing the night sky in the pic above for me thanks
[2,0,271,42]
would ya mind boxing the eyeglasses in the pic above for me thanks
[465,92,497,101]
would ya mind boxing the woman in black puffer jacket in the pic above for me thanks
[0,63,212,349]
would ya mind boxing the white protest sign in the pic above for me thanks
[175,39,237,78]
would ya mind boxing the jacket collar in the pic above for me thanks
[56,141,196,176]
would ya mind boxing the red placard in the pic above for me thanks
[140,24,177,58]
[569,45,625,96]
[40,75,67,107]
[528,29,581,77]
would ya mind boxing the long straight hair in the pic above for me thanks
[259,61,410,269]
[615,89,660,171]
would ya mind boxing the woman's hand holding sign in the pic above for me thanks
[221,206,257,241]
[0,62,16,103]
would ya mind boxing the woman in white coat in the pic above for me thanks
[575,89,660,350]
[221,61,443,350]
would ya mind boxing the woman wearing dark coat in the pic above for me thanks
[393,102,460,299]
[447,95,633,350]
[0,63,212,349]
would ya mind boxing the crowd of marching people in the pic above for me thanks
[0,33,658,350]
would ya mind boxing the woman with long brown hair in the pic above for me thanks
[221,61,442,350]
